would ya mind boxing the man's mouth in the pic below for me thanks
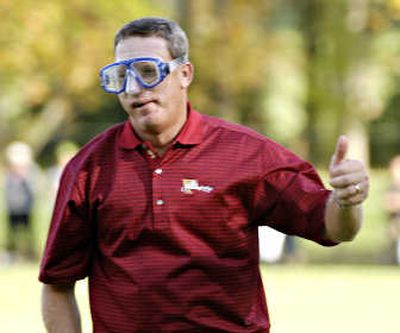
[131,99,156,109]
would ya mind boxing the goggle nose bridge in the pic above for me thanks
[125,69,139,90]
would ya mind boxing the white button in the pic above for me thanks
[154,168,163,175]
[156,199,164,206]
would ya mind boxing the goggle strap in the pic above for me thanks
[169,55,188,72]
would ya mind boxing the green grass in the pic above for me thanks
[0,263,399,332]
[0,263,91,333]
[262,264,400,333]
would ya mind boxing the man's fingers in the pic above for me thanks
[329,159,365,178]
[332,179,368,198]
[329,170,367,188]
[331,135,349,167]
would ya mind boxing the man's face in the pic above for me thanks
[115,36,192,135]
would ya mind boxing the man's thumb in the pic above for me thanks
[331,135,348,166]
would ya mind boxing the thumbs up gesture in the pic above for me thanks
[329,136,369,207]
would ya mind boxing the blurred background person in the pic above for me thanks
[384,155,400,265]
[281,235,299,263]
[3,142,36,263]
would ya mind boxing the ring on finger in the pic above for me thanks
[354,183,361,194]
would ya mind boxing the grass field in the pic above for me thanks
[263,264,400,333]
[0,262,399,332]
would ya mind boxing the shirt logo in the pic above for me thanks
[181,179,214,194]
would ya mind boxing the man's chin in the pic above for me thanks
[132,114,164,134]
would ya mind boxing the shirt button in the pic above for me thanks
[156,199,164,206]
[154,168,163,175]
[146,149,156,159]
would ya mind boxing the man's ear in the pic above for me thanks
[179,62,194,89]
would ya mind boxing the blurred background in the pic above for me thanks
[0,0,399,332]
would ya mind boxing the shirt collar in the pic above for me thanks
[118,102,205,150]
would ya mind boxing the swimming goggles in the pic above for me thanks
[99,55,188,94]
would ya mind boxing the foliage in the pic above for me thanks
[178,0,400,165]
[1,0,400,166]
[176,0,273,130]
[0,0,169,160]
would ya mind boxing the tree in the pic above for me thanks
[0,0,167,162]
[177,0,274,132]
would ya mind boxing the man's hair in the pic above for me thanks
[114,17,189,59]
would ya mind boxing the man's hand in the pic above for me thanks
[328,135,369,207]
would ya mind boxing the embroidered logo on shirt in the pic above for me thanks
[181,179,214,194]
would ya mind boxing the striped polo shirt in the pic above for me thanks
[39,103,335,332]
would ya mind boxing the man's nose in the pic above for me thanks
[125,70,142,95]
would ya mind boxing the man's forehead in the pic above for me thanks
[114,36,171,61]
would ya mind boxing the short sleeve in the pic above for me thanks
[39,162,94,284]
[254,150,336,246]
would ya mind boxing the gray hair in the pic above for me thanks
[114,17,189,59]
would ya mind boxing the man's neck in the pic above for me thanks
[132,112,187,157]
[141,127,180,156]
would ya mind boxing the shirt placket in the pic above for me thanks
[144,146,168,229]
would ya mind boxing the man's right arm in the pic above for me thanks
[41,283,82,333]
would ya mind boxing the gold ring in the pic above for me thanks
[354,183,361,194]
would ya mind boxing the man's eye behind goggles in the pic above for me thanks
[99,55,188,94]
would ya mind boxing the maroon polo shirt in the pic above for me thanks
[39,103,335,332]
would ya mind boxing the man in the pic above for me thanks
[40,17,369,332]
[384,156,400,264]
[4,142,36,262]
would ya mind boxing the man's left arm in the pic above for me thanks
[324,136,369,242]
